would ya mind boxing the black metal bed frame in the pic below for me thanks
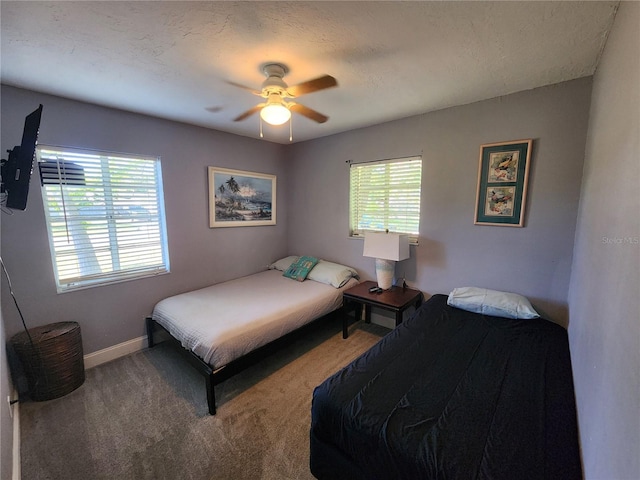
[146,307,348,415]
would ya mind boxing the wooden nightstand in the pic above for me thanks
[342,280,423,339]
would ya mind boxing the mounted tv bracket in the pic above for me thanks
[1,104,43,211]
[1,146,23,193]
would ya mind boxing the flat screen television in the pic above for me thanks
[1,104,44,211]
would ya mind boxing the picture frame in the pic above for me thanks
[208,166,276,227]
[474,139,533,227]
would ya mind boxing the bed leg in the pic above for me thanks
[145,317,155,348]
[206,373,216,415]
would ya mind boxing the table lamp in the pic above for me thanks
[363,232,410,290]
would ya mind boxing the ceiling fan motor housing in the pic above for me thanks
[262,63,289,96]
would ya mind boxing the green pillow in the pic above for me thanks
[283,256,319,282]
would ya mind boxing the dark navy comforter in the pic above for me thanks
[310,294,582,480]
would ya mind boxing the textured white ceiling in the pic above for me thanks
[1,1,618,144]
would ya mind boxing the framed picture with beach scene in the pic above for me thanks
[474,139,532,227]
[208,166,276,227]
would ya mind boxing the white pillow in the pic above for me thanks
[268,256,299,272]
[307,260,359,288]
[447,287,540,319]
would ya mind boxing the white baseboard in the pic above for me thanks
[83,330,170,369]
[12,388,20,480]
[370,312,395,329]
[369,305,419,330]
[83,335,148,369]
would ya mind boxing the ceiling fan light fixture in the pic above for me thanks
[260,102,291,126]
[230,63,335,136]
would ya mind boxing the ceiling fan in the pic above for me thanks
[230,63,337,127]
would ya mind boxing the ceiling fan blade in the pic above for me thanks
[290,103,329,123]
[226,81,262,95]
[233,105,263,122]
[287,75,337,97]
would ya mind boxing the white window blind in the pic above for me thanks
[350,156,422,242]
[37,146,170,292]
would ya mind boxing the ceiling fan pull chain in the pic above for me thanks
[260,116,264,138]
[289,116,293,142]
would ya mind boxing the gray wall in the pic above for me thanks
[1,6,638,475]
[287,77,593,326]
[1,86,288,354]
[568,3,640,479]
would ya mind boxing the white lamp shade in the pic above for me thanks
[362,232,410,261]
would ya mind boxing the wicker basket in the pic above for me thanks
[11,322,85,401]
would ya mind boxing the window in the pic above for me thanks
[37,146,170,292]
[349,156,422,242]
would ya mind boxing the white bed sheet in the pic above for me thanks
[152,270,358,368]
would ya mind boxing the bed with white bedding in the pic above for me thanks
[147,257,359,414]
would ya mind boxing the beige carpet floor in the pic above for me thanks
[20,316,388,480]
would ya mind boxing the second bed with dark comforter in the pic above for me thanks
[310,294,582,479]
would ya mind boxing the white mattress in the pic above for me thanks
[152,269,357,368]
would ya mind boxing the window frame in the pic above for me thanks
[349,155,422,244]
[37,145,170,293]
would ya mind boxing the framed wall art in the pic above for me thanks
[208,166,276,227]
[474,139,533,227]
